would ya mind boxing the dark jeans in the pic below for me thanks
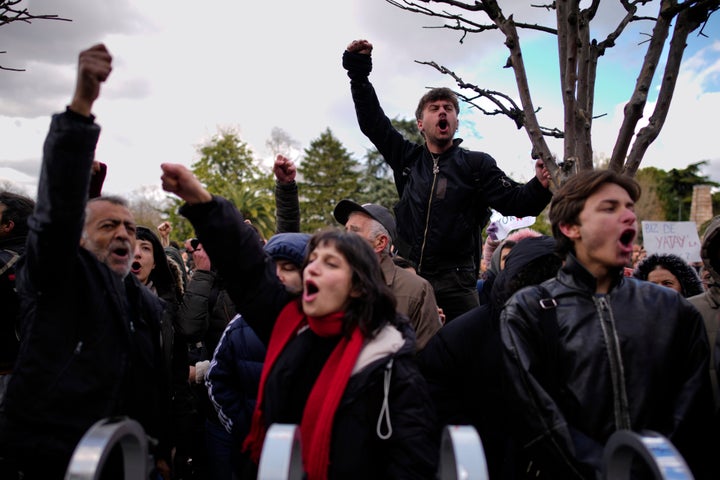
[422,267,479,323]
[205,419,234,480]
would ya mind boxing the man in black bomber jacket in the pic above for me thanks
[342,38,552,322]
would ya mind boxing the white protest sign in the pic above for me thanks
[641,221,701,263]
[488,210,537,241]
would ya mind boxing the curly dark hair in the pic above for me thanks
[415,87,459,121]
[633,253,703,298]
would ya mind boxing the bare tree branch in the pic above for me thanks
[388,0,720,183]
[416,60,564,138]
[386,0,558,35]
[624,0,720,176]
[0,0,71,72]
[576,2,600,169]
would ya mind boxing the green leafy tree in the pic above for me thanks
[163,205,194,245]
[299,128,361,233]
[163,128,275,242]
[356,148,397,208]
[657,161,718,221]
[634,167,667,222]
[712,191,720,218]
[356,117,422,209]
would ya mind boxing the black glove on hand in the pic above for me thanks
[342,50,372,81]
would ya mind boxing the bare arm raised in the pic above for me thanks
[70,44,113,117]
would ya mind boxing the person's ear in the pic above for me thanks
[0,220,14,234]
[374,234,388,254]
[559,222,581,241]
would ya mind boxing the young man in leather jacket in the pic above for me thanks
[500,169,716,479]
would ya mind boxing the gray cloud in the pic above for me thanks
[0,158,41,176]
[0,0,717,197]
[0,0,152,117]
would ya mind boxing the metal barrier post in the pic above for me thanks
[257,424,303,480]
[438,425,489,480]
[602,430,694,480]
[65,416,150,480]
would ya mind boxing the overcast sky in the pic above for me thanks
[1,1,719,198]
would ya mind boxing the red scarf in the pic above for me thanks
[242,300,365,480]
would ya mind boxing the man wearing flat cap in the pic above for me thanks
[334,200,441,350]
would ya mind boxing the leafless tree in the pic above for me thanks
[128,185,169,230]
[387,0,718,186]
[266,126,301,159]
[1,0,70,71]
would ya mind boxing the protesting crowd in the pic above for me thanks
[0,39,719,480]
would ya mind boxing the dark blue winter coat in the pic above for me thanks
[206,314,266,443]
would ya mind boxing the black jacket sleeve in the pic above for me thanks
[176,269,216,341]
[343,50,418,177]
[24,109,99,293]
[275,180,300,233]
[180,196,290,344]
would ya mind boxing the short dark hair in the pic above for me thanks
[548,170,641,255]
[0,191,36,239]
[304,228,397,339]
[415,87,459,121]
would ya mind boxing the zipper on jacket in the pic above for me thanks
[594,295,631,430]
[418,153,440,274]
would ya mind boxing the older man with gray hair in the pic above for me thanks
[0,44,169,479]
[334,200,441,350]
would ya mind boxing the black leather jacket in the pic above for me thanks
[344,51,552,273]
[0,110,169,475]
[500,254,715,478]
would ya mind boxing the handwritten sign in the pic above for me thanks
[489,210,537,241]
[641,221,701,263]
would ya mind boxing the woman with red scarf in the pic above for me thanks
[161,163,439,479]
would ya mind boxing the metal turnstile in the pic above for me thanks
[438,425,489,480]
[65,416,151,480]
[256,423,489,480]
[603,430,694,480]
[257,424,303,480]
